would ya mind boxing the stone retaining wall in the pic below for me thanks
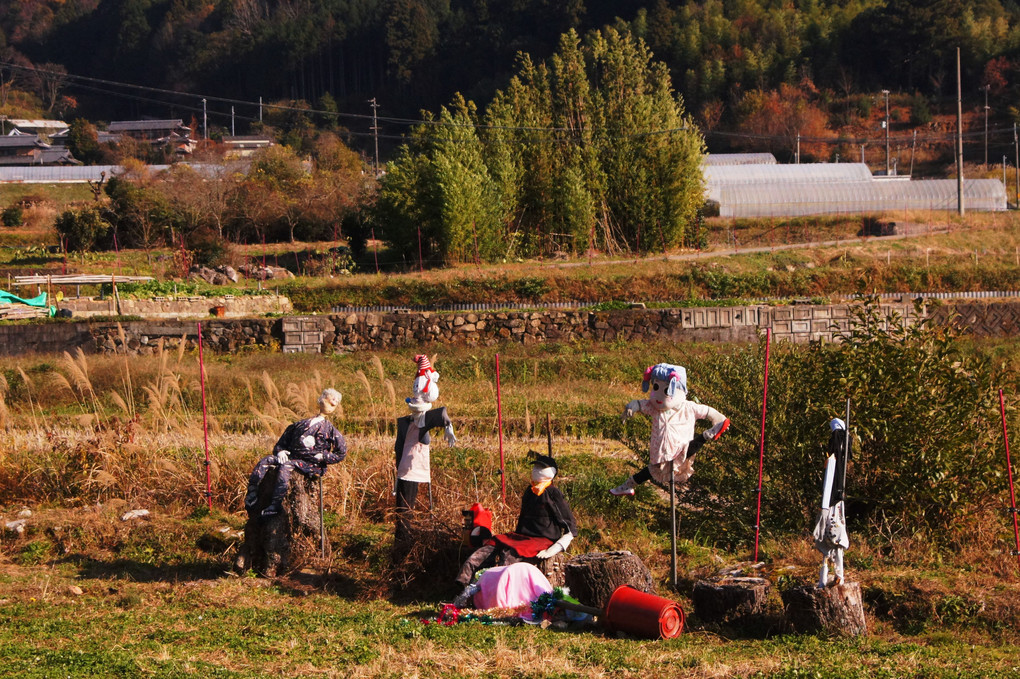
[0,302,1013,357]
[59,294,292,319]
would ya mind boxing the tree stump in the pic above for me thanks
[235,467,324,577]
[537,552,570,588]
[563,551,654,609]
[781,582,867,636]
[691,577,773,626]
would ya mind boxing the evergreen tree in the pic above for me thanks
[376,26,704,262]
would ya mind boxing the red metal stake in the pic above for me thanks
[753,328,771,561]
[999,389,1020,569]
[495,353,506,505]
[198,323,212,510]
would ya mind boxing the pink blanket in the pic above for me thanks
[472,562,553,610]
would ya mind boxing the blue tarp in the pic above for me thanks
[0,290,55,317]
[0,290,47,307]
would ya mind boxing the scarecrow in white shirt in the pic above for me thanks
[611,363,730,496]
[394,355,456,541]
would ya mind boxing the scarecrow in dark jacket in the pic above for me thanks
[394,355,457,542]
[455,452,577,588]
[244,388,347,519]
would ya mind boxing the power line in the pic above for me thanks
[8,60,1017,150]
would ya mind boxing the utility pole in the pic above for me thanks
[1014,124,1018,208]
[882,89,891,175]
[202,99,207,141]
[231,106,235,137]
[957,47,965,216]
[796,133,800,164]
[259,96,263,123]
[983,84,991,169]
[368,98,380,177]
[860,144,865,164]
[909,129,917,177]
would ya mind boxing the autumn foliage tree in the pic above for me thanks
[736,82,834,161]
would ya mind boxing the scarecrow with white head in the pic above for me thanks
[394,355,457,541]
[244,388,347,519]
[611,363,730,496]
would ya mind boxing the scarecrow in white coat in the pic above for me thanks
[611,363,730,496]
[394,355,457,541]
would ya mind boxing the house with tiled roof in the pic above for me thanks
[0,135,79,165]
[6,119,69,138]
[221,135,274,158]
[108,119,195,155]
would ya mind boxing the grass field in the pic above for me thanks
[2,337,1020,677]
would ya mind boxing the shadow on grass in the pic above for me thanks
[61,552,227,583]
[272,569,362,599]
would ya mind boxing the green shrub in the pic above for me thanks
[2,204,23,227]
[616,298,1007,549]
[54,204,111,252]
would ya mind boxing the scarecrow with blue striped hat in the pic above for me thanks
[610,363,730,496]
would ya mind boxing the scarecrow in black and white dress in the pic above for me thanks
[813,418,851,587]
[454,452,578,589]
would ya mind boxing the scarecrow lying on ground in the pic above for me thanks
[610,363,730,496]
[244,388,347,519]
[454,452,577,602]
[394,354,457,542]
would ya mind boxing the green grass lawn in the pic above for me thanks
[2,506,1019,678]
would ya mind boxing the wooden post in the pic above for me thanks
[670,458,677,588]
[495,353,506,505]
[198,322,212,510]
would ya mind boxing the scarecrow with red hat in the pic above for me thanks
[610,363,730,496]
[394,354,457,541]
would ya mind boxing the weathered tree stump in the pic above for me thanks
[691,577,773,626]
[235,467,324,577]
[781,582,867,636]
[564,551,654,609]
[537,552,570,588]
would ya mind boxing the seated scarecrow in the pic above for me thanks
[454,452,577,594]
[244,388,347,519]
